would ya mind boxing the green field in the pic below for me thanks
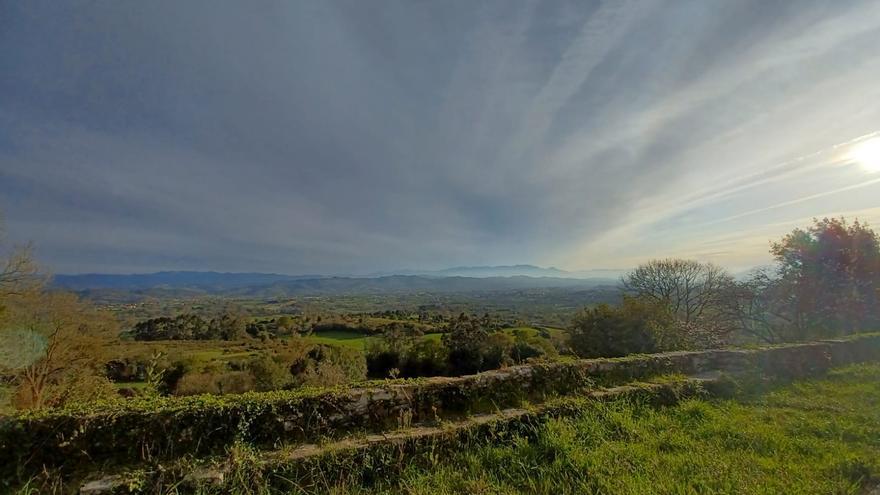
[304,326,553,350]
[304,329,445,350]
[348,364,880,494]
[304,330,374,349]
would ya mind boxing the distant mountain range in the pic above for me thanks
[52,271,324,291]
[52,266,623,296]
[370,265,627,279]
[370,265,571,278]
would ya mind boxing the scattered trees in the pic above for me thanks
[172,342,368,396]
[578,217,880,357]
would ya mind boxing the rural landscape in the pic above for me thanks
[3,1,880,494]
[2,215,880,493]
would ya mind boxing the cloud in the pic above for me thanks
[2,0,880,274]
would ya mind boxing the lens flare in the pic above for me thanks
[847,137,880,173]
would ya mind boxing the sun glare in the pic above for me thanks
[848,138,880,173]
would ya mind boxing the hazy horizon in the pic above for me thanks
[50,264,628,278]
[3,1,880,275]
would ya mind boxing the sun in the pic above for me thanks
[847,137,880,173]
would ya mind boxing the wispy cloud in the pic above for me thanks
[2,0,880,273]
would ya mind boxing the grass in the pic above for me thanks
[302,326,553,350]
[305,329,447,350]
[344,363,880,494]
[11,364,880,494]
[305,330,372,349]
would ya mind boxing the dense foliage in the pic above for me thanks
[568,297,675,358]
[722,218,880,343]
[366,315,557,378]
[132,312,248,340]
[583,217,880,358]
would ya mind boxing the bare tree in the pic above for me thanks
[1,291,117,409]
[715,269,793,344]
[622,259,733,325]
[0,219,41,298]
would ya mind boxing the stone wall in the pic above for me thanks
[1,334,878,481]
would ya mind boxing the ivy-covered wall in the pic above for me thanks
[1,334,878,482]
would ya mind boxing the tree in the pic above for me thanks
[365,322,428,378]
[568,297,675,358]
[442,313,491,375]
[768,217,880,337]
[622,259,733,325]
[212,311,248,340]
[381,322,423,355]
[0,216,41,310]
[718,269,797,344]
[1,291,117,409]
[248,354,292,391]
[0,244,39,299]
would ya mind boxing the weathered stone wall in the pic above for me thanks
[1,334,878,481]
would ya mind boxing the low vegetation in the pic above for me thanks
[1,216,879,414]
[342,363,880,494]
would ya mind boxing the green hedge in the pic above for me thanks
[2,334,878,484]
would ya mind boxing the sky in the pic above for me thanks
[2,0,880,275]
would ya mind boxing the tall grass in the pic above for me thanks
[372,364,880,494]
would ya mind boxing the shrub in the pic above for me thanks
[511,329,556,362]
[400,339,448,377]
[365,343,401,378]
[174,370,256,396]
[298,361,350,388]
[290,344,366,388]
[482,332,515,370]
[366,323,444,378]
[248,355,292,392]
[443,314,492,375]
[569,297,675,358]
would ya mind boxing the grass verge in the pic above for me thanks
[359,363,880,494]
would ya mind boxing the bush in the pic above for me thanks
[400,339,448,377]
[174,370,256,396]
[443,314,492,375]
[482,332,515,370]
[569,297,676,358]
[366,323,445,378]
[290,345,366,388]
[511,329,556,362]
[248,355,292,392]
[14,369,116,410]
[365,344,401,378]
